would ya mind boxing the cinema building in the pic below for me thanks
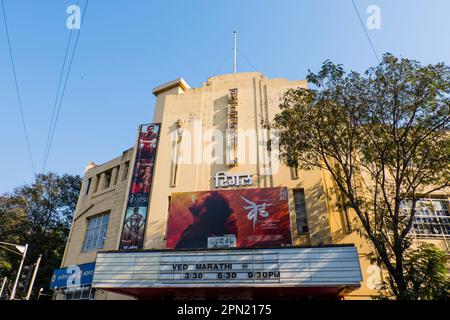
[51,72,450,300]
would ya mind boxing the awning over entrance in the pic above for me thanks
[92,245,362,299]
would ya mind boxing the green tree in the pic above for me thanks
[0,173,81,299]
[273,54,450,299]
[403,243,449,299]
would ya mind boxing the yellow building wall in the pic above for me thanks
[141,73,334,249]
[60,72,449,300]
[61,148,134,267]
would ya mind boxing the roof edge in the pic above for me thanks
[152,77,190,96]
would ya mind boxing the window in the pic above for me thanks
[85,178,92,195]
[402,199,450,238]
[122,161,130,181]
[292,164,299,179]
[82,213,110,252]
[103,170,112,189]
[62,285,95,300]
[288,158,299,179]
[93,174,100,193]
[293,189,309,233]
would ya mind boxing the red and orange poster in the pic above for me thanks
[166,187,292,249]
[119,123,160,250]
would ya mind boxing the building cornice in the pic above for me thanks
[152,77,190,96]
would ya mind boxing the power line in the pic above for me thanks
[213,48,233,76]
[42,0,89,173]
[351,0,380,63]
[42,0,88,172]
[1,0,36,175]
[237,48,259,72]
[41,0,79,173]
[212,47,259,76]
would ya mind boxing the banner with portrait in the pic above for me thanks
[119,123,161,250]
[166,187,292,249]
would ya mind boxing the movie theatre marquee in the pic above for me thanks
[92,246,362,289]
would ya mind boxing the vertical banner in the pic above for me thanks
[119,123,161,250]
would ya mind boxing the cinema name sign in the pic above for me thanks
[92,246,362,289]
[213,171,253,188]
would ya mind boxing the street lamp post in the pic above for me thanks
[37,287,43,300]
[10,243,28,300]
[0,277,7,298]
[25,254,42,300]
[0,241,29,300]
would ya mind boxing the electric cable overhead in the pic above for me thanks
[213,48,233,76]
[213,33,259,76]
[1,0,36,175]
[351,0,381,63]
[237,48,259,72]
[41,0,80,173]
[42,0,90,173]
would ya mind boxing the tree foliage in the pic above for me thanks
[402,243,449,299]
[273,53,450,299]
[0,172,81,299]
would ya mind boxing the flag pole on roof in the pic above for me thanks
[233,31,237,74]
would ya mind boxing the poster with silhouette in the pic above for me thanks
[166,187,292,249]
[119,123,160,250]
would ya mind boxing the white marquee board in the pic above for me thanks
[92,246,362,288]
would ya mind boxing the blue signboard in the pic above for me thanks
[50,262,96,289]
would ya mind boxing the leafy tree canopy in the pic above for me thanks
[273,53,450,299]
[0,172,81,299]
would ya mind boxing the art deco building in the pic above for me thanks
[51,72,449,300]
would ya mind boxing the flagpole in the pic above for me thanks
[233,31,237,73]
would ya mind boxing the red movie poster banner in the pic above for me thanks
[119,123,160,250]
[166,187,292,249]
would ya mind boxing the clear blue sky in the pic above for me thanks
[0,0,449,193]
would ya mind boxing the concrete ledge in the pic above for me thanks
[152,78,190,96]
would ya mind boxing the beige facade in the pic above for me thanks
[62,149,134,267]
[58,72,449,300]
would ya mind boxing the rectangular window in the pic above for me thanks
[288,157,299,179]
[63,285,95,300]
[93,174,100,193]
[85,178,92,195]
[402,199,450,238]
[82,213,110,252]
[292,164,299,179]
[104,170,112,189]
[293,189,309,234]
